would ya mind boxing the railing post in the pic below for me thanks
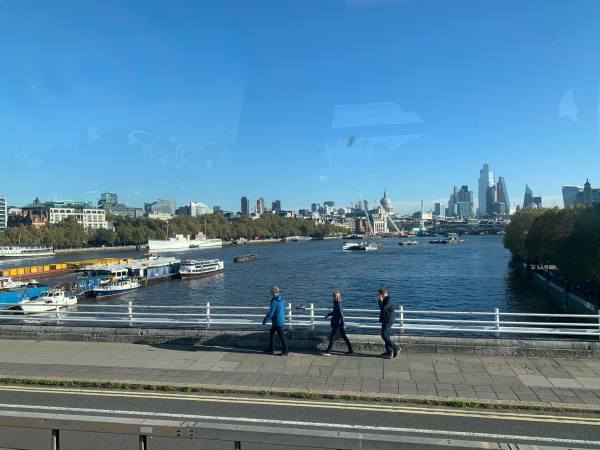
[206,302,211,328]
[288,302,293,328]
[55,304,60,326]
[399,305,404,334]
[309,303,315,330]
[51,429,60,450]
[495,308,500,337]
[128,301,133,327]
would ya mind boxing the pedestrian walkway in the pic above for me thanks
[1,339,600,410]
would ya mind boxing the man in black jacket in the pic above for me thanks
[378,288,399,359]
[322,291,354,356]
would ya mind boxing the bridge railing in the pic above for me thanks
[1,302,599,339]
[0,409,531,450]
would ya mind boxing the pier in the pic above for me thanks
[0,257,135,280]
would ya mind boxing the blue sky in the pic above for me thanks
[1,0,599,213]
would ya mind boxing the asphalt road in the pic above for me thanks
[0,385,598,449]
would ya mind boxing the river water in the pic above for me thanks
[2,236,558,313]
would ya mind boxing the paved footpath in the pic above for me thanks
[1,339,600,409]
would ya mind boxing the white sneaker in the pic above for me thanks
[321,351,332,356]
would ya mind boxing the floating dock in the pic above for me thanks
[0,257,135,280]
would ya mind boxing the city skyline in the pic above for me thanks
[2,1,598,212]
[0,176,578,215]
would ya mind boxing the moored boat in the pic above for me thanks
[93,278,141,298]
[148,234,222,252]
[234,255,259,263]
[0,245,54,259]
[19,289,77,313]
[179,259,224,278]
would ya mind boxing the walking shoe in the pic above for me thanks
[393,349,400,358]
[383,353,393,359]
[262,348,274,354]
[321,351,332,356]
[279,351,289,356]
[346,350,354,355]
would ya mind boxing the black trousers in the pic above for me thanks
[325,326,353,352]
[268,325,288,353]
[381,322,397,355]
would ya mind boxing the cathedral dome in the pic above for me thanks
[380,190,393,213]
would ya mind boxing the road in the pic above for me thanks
[0,385,598,449]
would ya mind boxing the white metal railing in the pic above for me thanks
[1,302,599,339]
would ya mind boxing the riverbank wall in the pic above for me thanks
[54,245,140,254]
[511,262,597,314]
[0,325,598,358]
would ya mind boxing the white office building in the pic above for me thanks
[0,196,7,229]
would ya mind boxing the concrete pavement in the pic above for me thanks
[1,339,600,410]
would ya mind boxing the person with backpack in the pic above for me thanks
[262,285,289,356]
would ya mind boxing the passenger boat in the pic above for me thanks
[343,241,378,251]
[179,259,224,279]
[429,233,463,245]
[0,245,54,259]
[148,234,222,252]
[93,278,141,298]
[19,289,77,313]
[234,255,259,263]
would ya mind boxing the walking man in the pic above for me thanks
[322,291,354,356]
[262,285,289,356]
[378,288,398,358]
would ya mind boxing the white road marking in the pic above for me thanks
[0,403,598,447]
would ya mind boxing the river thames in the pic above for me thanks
[2,235,558,313]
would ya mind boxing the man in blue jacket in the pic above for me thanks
[262,285,289,356]
[378,288,399,359]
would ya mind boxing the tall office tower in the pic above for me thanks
[478,164,495,217]
[271,200,282,211]
[311,203,320,213]
[496,176,510,214]
[434,202,442,216]
[241,196,250,215]
[583,179,593,207]
[523,185,534,209]
[562,185,582,207]
[256,197,265,214]
[456,185,474,218]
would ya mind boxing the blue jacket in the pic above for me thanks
[325,301,345,328]
[263,294,286,326]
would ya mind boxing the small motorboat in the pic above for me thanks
[398,240,418,246]
[234,254,259,263]
[93,278,141,298]
[19,289,77,313]
[343,241,378,251]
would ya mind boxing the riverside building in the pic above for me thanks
[20,198,107,229]
[0,196,6,229]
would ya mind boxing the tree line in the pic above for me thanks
[0,214,347,249]
[504,205,600,299]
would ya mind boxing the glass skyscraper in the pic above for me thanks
[478,164,494,218]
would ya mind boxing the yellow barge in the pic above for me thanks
[0,257,134,279]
